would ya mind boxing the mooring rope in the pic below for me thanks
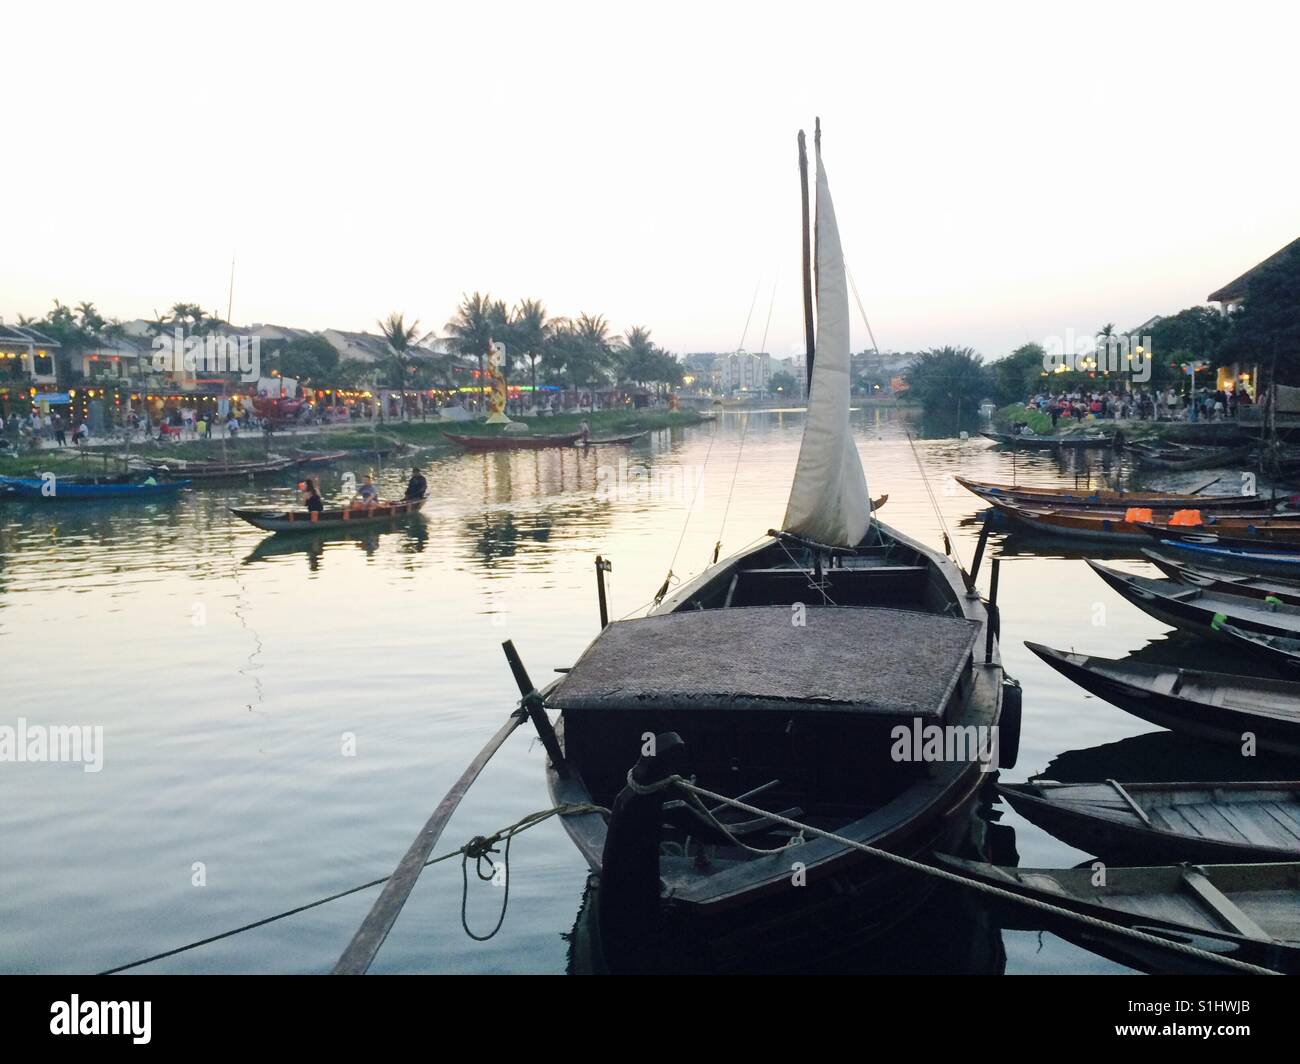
[96,802,607,974]
[626,773,1282,976]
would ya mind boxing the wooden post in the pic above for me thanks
[595,555,612,628]
[985,557,1001,664]
[501,640,568,778]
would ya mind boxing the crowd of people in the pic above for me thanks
[1024,386,1252,426]
[0,410,90,449]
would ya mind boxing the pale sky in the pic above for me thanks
[3,1,1297,361]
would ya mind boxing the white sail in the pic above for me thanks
[781,139,870,547]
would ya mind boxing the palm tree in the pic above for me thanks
[616,325,656,387]
[446,293,508,410]
[377,311,422,392]
[510,298,549,402]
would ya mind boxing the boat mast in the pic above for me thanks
[799,127,815,394]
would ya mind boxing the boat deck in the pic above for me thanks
[546,605,980,718]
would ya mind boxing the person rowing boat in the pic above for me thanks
[404,466,427,501]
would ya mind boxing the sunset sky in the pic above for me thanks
[4,1,1297,360]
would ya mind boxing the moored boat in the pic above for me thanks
[1141,533,1300,580]
[0,474,192,500]
[1088,559,1300,643]
[1127,440,1255,471]
[1000,779,1300,864]
[444,430,584,451]
[292,448,350,468]
[526,124,1011,970]
[144,455,296,480]
[953,475,1264,512]
[1026,641,1300,757]
[990,499,1296,544]
[981,430,1115,449]
[1142,549,1300,605]
[1216,624,1300,675]
[937,855,1300,975]
[231,496,426,533]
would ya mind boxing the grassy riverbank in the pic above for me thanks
[0,408,707,477]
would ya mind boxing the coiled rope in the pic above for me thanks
[626,772,1283,976]
[96,802,606,975]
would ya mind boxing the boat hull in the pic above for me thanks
[231,497,426,533]
[445,431,583,451]
[0,475,191,500]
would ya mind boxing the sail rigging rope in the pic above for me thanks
[716,274,779,564]
[626,773,1282,976]
[905,430,963,570]
[845,265,880,356]
[94,802,608,975]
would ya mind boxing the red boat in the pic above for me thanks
[444,431,583,451]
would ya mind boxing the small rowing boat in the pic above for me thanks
[577,431,651,446]
[1000,779,1300,864]
[444,431,584,451]
[0,474,191,500]
[981,430,1115,449]
[292,449,350,468]
[989,499,1295,544]
[1217,624,1300,675]
[937,855,1300,975]
[1026,641,1300,757]
[1143,549,1300,605]
[1088,559,1300,644]
[1127,440,1255,471]
[231,496,427,533]
[954,476,1263,512]
[145,455,296,480]
[1142,534,1300,580]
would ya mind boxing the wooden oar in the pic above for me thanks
[1189,475,1226,496]
[332,708,526,974]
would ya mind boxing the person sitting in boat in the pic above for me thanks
[403,467,427,501]
[355,473,379,508]
[301,478,324,514]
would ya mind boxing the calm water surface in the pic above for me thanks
[1,411,1288,974]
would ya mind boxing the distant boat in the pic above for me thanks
[1127,440,1255,471]
[577,431,651,446]
[444,431,584,451]
[938,855,1300,975]
[954,476,1264,512]
[292,448,350,468]
[1143,549,1300,606]
[231,497,426,533]
[1026,641,1300,757]
[981,430,1115,450]
[1000,779,1300,864]
[144,455,295,480]
[0,474,191,500]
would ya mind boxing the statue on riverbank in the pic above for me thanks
[484,340,512,424]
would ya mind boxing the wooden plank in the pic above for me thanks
[1180,868,1273,941]
[1106,780,1153,826]
[332,710,526,975]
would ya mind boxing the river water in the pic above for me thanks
[1,410,1289,974]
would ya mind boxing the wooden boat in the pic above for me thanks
[1127,440,1255,471]
[989,499,1295,544]
[1000,779,1300,863]
[231,496,426,533]
[0,474,191,500]
[292,448,350,467]
[1143,549,1300,605]
[1141,533,1300,580]
[531,126,1012,970]
[981,429,1115,450]
[1141,522,1300,552]
[1026,641,1300,757]
[1216,624,1300,675]
[938,856,1300,975]
[953,475,1263,512]
[145,455,295,480]
[1089,559,1300,644]
[577,431,651,446]
[444,430,584,451]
